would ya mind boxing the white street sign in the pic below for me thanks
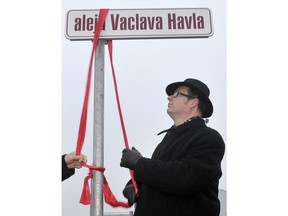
[65,8,213,40]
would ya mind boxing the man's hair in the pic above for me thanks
[187,88,206,117]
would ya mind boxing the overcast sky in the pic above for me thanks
[1,1,288,216]
[62,0,226,215]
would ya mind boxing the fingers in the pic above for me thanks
[72,155,82,161]
[66,151,88,169]
[122,184,137,206]
[122,148,129,154]
[73,161,83,169]
[122,147,137,153]
[120,148,130,166]
[82,154,88,163]
[78,154,87,163]
[68,151,76,156]
[75,154,87,168]
[131,146,140,153]
[120,147,142,170]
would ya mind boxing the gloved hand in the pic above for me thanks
[120,147,142,170]
[122,184,137,206]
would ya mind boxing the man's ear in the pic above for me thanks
[190,98,199,108]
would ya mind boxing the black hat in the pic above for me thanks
[166,78,213,118]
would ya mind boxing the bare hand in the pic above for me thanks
[65,151,87,169]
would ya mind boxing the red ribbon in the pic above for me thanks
[75,8,109,205]
[80,163,105,204]
[75,8,108,156]
[74,8,133,208]
[107,40,138,194]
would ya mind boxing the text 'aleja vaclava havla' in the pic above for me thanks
[74,13,206,31]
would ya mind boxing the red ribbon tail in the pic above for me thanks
[102,176,130,208]
[80,170,93,205]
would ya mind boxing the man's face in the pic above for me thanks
[167,86,193,118]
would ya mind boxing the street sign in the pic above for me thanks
[65,8,213,40]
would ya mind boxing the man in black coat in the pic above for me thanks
[120,78,225,216]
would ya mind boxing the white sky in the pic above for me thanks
[1,1,288,216]
[62,0,226,215]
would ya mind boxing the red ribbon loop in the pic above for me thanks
[75,8,136,207]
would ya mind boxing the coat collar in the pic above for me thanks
[157,116,206,135]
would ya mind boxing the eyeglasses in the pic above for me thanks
[172,91,195,99]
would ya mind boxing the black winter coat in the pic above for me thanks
[133,117,225,216]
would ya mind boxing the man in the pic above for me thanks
[62,151,87,181]
[120,78,225,216]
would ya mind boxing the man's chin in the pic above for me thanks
[167,109,173,117]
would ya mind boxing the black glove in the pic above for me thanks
[120,147,142,170]
[122,184,137,206]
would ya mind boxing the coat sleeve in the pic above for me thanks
[133,130,225,196]
[62,154,75,181]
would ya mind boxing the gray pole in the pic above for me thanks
[90,39,106,216]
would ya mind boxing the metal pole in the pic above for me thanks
[91,39,106,216]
